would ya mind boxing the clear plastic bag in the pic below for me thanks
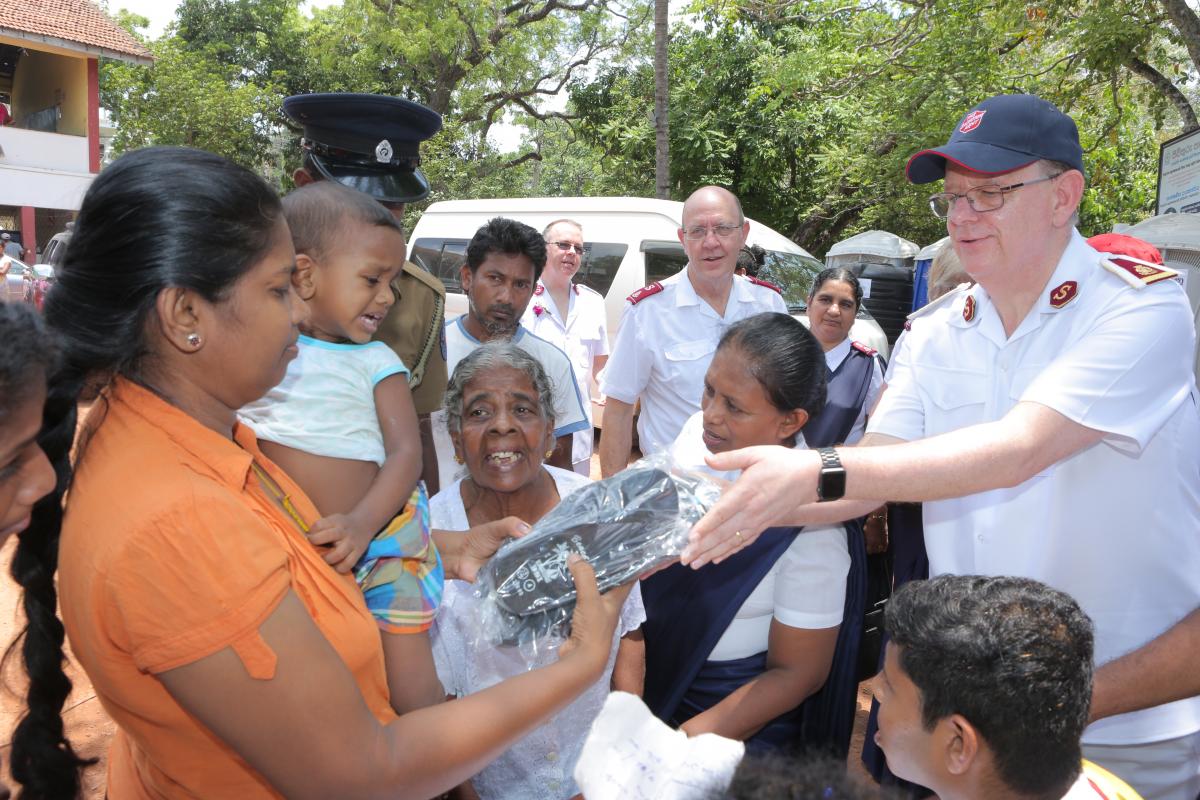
[469,453,721,663]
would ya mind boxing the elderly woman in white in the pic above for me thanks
[430,340,645,800]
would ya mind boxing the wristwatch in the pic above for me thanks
[815,447,846,502]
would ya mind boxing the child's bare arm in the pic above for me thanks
[380,631,445,715]
[307,373,422,572]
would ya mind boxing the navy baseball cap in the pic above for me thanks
[905,94,1084,184]
[283,93,443,204]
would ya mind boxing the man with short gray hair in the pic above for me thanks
[598,186,787,475]
[520,219,608,475]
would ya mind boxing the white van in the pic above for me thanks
[407,197,890,358]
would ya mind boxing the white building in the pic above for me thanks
[0,0,151,260]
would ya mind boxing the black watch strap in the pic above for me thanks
[815,446,847,502]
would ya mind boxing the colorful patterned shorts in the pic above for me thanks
[355,482,444,634]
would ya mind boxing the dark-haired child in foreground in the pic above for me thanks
[241,181,442,714]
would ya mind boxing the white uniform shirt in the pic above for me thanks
[824,337,885,445]
[670,412,849,661]
[520,281,609,469]
[430,466,645,800]
[868,230,1200,746]
[601,269,788,456]
[239,335,408,466]
[433,318,591,486]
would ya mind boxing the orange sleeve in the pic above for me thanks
[105,488,291,676]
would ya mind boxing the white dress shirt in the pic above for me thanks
[521,281,609,470]
[601,269,788,456]
[869,230,1200,746]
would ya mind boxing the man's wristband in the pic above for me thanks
[815,447,846,502]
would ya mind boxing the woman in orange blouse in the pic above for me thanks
[19,147,629,799]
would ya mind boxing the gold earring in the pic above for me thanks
[544,449,554,459]
[454,455,464,465]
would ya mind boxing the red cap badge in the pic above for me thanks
[962,295,976,322]
[1049,280,1078,309]
[959,110,986,134]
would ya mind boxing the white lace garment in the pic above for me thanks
[430,465,646,800]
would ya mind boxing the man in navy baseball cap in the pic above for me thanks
[682,90,1200,798]
[905,93,1084,184]
[284,92,442,204]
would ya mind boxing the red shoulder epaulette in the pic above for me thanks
[748,276,782,295]
[627,282,664,304]
[851,341,877,356]
[1105,256,1178,286]
[533,284,545,296]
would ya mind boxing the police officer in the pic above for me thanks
[284,93,449,493]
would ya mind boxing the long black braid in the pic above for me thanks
[5,146,282,798]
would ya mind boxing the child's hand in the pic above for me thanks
[306,513,375,573]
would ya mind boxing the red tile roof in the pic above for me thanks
[0,0,152,62]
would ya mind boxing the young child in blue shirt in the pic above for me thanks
[241,181,442,714]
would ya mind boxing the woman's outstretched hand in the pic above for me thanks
[435,516,531,582]
[681,446,820,568]
[559,555,633,672]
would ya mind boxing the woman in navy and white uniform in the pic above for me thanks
[641,313,861,758]
[803,268,884,447]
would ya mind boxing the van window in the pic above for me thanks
[641,240,688,284]
[573,243,629,296]
[757,251,825,311]
[411,238,469,292]
[640,241,826,311]
[413,238,629,296]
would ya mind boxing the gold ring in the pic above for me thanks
[735,530,744,541]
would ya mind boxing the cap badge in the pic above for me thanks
[962,295,976,322]
[959,110,986,134]
[375,139,394,164]
[1049,280,1078,309]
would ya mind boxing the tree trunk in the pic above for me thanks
[653,0,670,200]
[1127,56,1199,132]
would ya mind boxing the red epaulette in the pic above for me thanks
[851,341,877,356]
[748,276,782,295]
[1103,256,1178,287]
[627,282,664,304]
[533,284,545,296]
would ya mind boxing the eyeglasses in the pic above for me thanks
[682,223,743,241]
[550,241,585,255]
[928,173,1063,219]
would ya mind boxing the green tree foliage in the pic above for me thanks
[101,37,283,169]
[99,0,1196,254]
[571,0,1192,252]
[101,0,648,197]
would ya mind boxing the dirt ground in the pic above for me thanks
[0,537,113,798]
[0,482,874,798]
